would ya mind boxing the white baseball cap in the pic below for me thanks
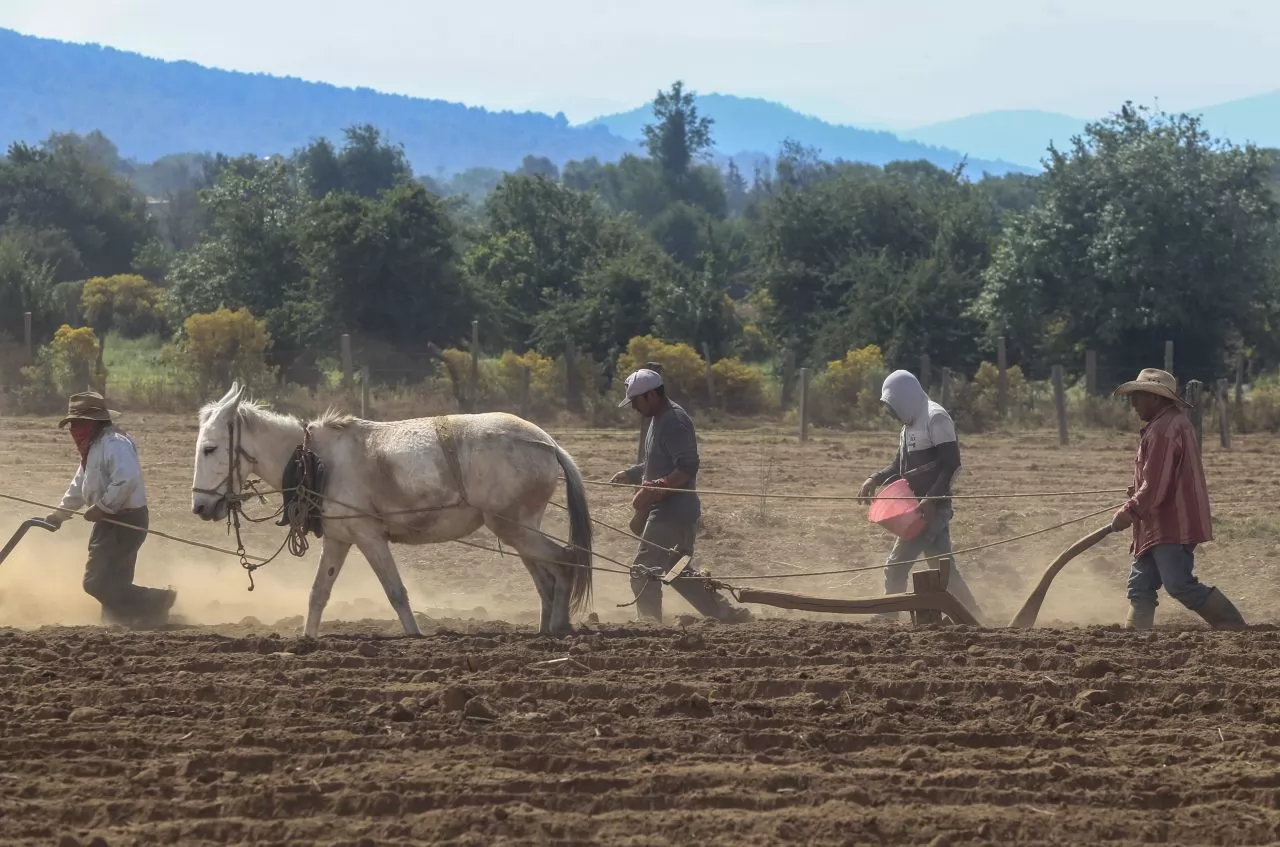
[617,368,664,407]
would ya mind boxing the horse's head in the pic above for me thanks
[191,381,249,521]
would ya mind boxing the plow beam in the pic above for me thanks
[735,582,982,627]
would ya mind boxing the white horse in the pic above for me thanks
[189,383,594,637]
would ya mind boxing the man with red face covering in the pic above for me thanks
[44,392,177,628]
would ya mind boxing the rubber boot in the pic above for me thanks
[1125,598,1156,630]
[1194,587,1246,630]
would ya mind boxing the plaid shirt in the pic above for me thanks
[1120,405,1212,557]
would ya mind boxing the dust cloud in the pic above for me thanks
[0,510,551,630]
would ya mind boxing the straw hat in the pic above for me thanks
[58,391,120,428]
[1112,368,1190,408]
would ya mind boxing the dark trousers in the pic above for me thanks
[83,507,170,625]
[1127,543,1213,610]
[629,516,739,621]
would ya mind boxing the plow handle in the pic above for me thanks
[0,518,58,568]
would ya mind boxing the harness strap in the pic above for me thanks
[434,415,468,505]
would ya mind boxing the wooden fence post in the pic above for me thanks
[467,320,480,413]
[519,365,531,420]
[940,367,952,408]
[1085,350,1097,396]
[23,312,33,365]
[798,367,811,442]
[919,354,931,392]
[360,366,369,418]
[1235,353,1246,434]
[701,342,716,407]
[781,350,796,408]
[1185,380,1204,450]
[1164,340,1174,375]
[564,340,581,413]
[996,336,1008,418]
[340,333,353,391]
[1052,365,1068,445]
[1217,379,1231,449]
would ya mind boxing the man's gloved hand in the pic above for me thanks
[83,505,107,524]
[43,511,66,531]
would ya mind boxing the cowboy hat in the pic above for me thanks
[1112,368,1190,408]
[58,392,120,428]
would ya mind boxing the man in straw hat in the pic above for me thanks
[610,368,750,623]
[44,392,177,628]
[1111,368,1244,629]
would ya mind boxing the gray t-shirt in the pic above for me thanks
[625,401,701,523]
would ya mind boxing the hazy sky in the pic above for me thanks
[3,0,1277,128]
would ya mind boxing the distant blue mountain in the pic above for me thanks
[900,96,1280,169]
[0,27,637,174]
[585,94,1034,177]
[899,110,1090,170]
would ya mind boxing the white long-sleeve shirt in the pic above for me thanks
[56,427,148,516]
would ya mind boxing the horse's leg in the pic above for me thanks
[354,536,422,636]
[305,539,353,638]
[485,515,574,635]
[518,554,555,635]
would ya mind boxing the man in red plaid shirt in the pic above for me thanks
[1112,369,1245,630]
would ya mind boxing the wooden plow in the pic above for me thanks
[731,524,1116,630]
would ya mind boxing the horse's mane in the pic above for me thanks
[311,408,358,430]
[199,393,357,432]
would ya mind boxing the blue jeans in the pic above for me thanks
[1126,543,1213,610]
[884,504,981,616]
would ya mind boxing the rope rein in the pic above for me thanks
[570,478,1130,501]
[8,415,1141,599]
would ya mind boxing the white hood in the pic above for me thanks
[881,370,929,426]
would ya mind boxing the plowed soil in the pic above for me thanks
[3,412,1279,845]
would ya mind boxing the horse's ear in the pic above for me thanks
[230,383,248,408]
[216,382,239,406]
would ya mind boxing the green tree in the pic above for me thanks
[165,156,304,338]
[295,181,470,354]
[297,124,413,199]
[642,81,724,214]
[974,104,1279,377]
[756,160,994,369]
[0,135,153,281]
[465,174,614,349]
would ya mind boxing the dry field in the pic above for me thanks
[2,410,1280,845]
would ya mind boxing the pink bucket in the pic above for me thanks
[867,478,926,540]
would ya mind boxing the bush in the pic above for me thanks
[495,350,558,415]
[810,345,889,427]
[711,357,767,414]
[734,322,771,363]
[168,307,276,398]
[1244,375,1280,432]
[616,335,707,404]
[948,361,1036,431]
[81,274,167,338]
[17,324,108,411]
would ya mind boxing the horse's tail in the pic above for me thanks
[551,440,594,616]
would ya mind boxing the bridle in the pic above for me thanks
[191,417,259,508]
[191,416,276,589]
